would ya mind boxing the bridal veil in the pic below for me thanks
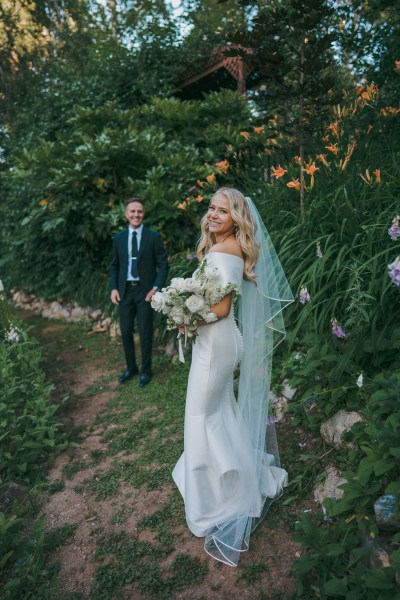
[204,196,294,566]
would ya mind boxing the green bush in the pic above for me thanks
[293,371,400,599]
[0,330,67,482]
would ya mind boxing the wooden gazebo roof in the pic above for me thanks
[179,45,255,98]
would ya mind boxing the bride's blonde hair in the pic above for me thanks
[197,187,259,283]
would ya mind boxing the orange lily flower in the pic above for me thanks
[355,85,365,96]
[206,173,217,185]
[328,123,339,138]
[294,156,302,165]
[196,180,204,188]
[322,135,330,142]
[271,165,288,179]
[240,131,251,141]
[325,143,339,155]
[178,202,187,210]
[38,199,49,206]
[316,154,330,168]
[304,162,319,176]
[373,169,381,184]
[253,126,264,134]
[287,179,301,191]
[215,159,229,173]
[195,195,204,203]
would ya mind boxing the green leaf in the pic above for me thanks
[374,460,394,476]
[363,568,394,590]
[324,577,348,596]
[326,543,346,557]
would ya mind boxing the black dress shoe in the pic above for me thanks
[118,368,139,384]
[139,373,152,388]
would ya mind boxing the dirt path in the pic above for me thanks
[27,315,304,600]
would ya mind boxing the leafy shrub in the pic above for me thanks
[293,371,400,599]
[0,330,67,482]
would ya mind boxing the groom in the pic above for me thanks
[110,198,169,387]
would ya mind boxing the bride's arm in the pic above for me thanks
[209,292,232,319]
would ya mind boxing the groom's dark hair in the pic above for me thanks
[126,197,144,209]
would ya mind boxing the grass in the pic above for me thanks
[18,312,315,599]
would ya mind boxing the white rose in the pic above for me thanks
[185,294,205,314]
[170,277,187,293]
[170,306,185,323]
[185,277,199,292]
[204,312,218,323]
[151,291,165,311]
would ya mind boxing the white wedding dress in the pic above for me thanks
[172,252,288,565]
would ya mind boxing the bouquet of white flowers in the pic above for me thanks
[151,259,239,342]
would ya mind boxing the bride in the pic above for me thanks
[172,187,293,566]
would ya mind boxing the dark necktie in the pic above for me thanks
[131,231,139,278]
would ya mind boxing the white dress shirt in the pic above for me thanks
[127,224,143,281]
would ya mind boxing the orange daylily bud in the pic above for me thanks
[287,179,301,191]
[196,180,204,188]
[366,125,373,134]
[341,155,351,171]
[359,171,371,186]
[373,169,381,184]
[316,154,330,168]
[271,165,288,179]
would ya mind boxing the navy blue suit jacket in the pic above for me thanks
[109,227,169,300]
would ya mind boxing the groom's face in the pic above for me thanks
[125,201,144,229]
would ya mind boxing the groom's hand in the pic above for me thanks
[111,289,120,305]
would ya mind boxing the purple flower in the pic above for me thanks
[186,254,196,260]
[6,328,21,342]
[266,416,278,425]
[331,318,346,339]
[316,241,323,258]
[388,256,400,287]
[388,216,400,241]
[299,286,310,305]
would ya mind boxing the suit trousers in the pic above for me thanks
[119,283,153,376]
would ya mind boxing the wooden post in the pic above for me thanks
[237,59,246,95]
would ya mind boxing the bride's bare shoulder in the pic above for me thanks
[208,238,243,258]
